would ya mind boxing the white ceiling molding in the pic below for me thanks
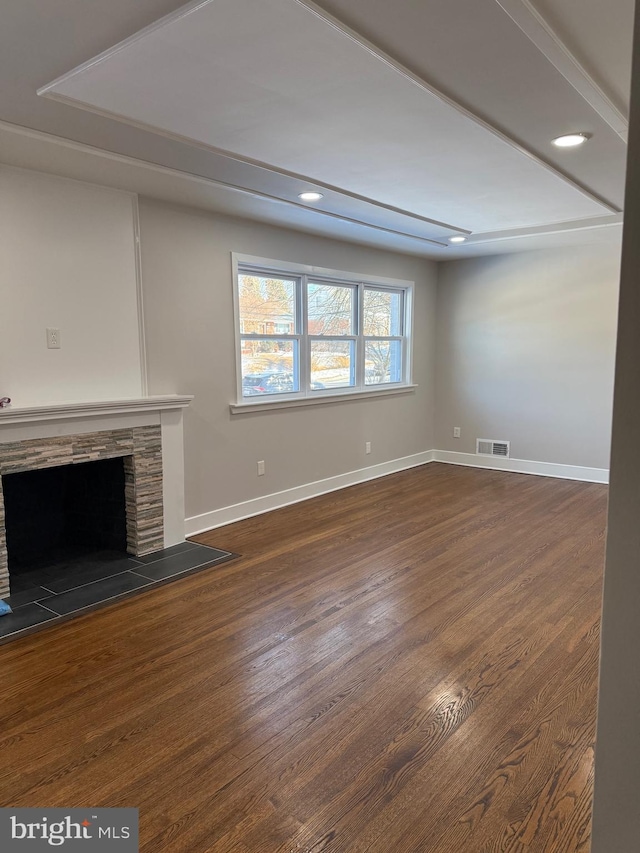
[36,93,470,238]
[0,120,620,259]
[0,0,629,261]
[467,211,623,243]
[38,0,620,224]
[42,81,618,222]
[36,0,216,89]
[0,121,450,249]
[292,0,623,210]
[39,76,472,240]
[493,0,628,140]
[36,0,476,240]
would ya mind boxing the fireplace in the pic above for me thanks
[0,395,195,600]
[3,456,128,574]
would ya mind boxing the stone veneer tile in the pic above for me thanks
[0,426,164,598]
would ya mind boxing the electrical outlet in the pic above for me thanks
[257,460,265,476]
[453,427,461,438]
[365,441,371,454]
[46,328,61,349]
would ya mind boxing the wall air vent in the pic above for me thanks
[476,438,510,458]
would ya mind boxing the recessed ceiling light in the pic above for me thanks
[298,191,324,202]
[552,133,590,148]
[448,236,467,244]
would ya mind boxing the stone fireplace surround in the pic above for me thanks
[0,396,192,599]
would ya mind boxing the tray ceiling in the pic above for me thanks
[0,0,630,257]
[40,0,611,240]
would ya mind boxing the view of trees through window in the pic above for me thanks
[237,268,408,398]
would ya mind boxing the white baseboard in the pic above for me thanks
[186,448,609,537]
[185,450,435,536]
[432,449,609,484]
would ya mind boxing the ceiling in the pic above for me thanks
[0,0,633,258]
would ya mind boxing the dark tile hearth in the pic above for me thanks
[9,550,144,595]
[0,541,236,643]
[0,602,54,635]
[134,546,232,581]
[2,585,51,609]
[45,571,153,616]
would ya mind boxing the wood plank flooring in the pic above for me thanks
[0,463,607,852]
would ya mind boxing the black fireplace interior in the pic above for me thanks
[3,457,127,573]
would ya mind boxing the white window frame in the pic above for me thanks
[231,253,415,411]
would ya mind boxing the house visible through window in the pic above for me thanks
[233,255,413,403]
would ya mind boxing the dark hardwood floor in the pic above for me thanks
[0,463,607,852]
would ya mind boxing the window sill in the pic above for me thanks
[230,384,417,414]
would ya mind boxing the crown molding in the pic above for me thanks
[468,212,623,244]
[493,0,628,140]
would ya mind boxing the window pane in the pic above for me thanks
[238,274,296,335]
[365,340,402,384]
[307,282,354,335]
[310,340,355,389]
[241,339,298,396]
[363,288,402,337]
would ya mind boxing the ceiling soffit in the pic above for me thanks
[0,0,630,256]
[38,0,621,245]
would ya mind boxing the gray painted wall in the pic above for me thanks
[435,241,620,469]
[0,166,143,406]
[591,2,640,847]
[138,199,437,523]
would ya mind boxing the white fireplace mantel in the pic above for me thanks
[0,395,193,551]
[0,395,193,425]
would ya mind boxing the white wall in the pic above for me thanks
[435,240,620,470]
[0,166,143,406]
[138,198,437,524]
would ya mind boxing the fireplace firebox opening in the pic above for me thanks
[2,457,128,574]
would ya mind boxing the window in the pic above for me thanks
[233,255,413,405]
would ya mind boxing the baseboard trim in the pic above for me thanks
[432,449,609,484]
[185,450,435,536]
[186,448,609,536]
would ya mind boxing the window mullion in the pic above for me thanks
[356,282,365,388]
[300,275,309,394]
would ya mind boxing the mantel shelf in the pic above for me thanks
[0,395,193,426]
